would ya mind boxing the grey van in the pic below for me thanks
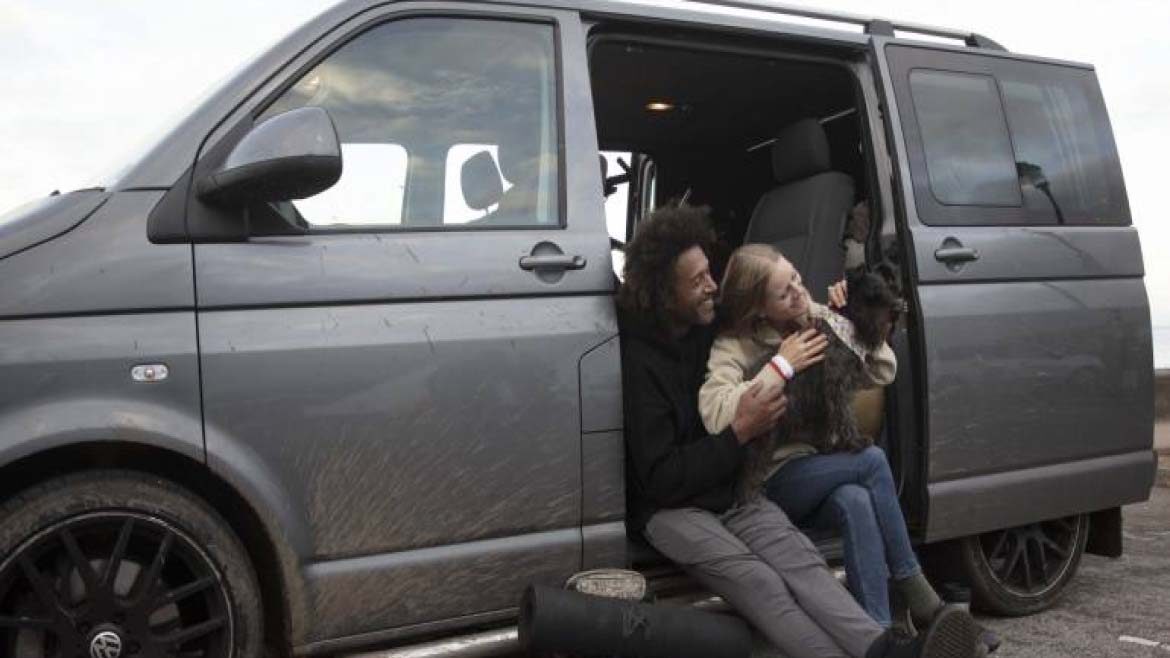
[0,1,1156,656]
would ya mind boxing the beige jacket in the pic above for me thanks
[698,302,897,471]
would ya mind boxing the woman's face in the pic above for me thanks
[761,258,809,328]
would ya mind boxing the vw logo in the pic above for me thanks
[90,631,123,658]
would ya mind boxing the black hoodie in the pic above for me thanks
[619,308,746,532]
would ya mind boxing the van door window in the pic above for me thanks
[909,71,1021,207]
[291,143,408,226]
[260,17,560,230]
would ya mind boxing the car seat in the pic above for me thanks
[744,118,854,299]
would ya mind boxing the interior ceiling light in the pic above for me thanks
[645,101,675,112]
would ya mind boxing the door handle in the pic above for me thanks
[933,247,979,263]
[519,254,587,271]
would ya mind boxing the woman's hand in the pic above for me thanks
[778,328,828,374]
[827,279,848,310]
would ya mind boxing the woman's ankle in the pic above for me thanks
[894,572,944,625]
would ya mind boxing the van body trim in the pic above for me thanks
[925,449,1156,543]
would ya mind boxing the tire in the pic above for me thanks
[0,469,264,658]
[957,514,1089,616]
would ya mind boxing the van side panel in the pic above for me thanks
[926,451,1153,541]
[578,332,626,569]
[0,313,203,465]
[920,276,1153,483]
[0,189,202,466]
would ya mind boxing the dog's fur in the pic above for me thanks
[737,267,905,501]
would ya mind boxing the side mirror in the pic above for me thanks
[197,107,342,206]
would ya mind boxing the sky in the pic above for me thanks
[1,0,1166,364]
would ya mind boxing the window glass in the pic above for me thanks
[909,70,1021,207]
[893,45,1129,226]
[262,18,559,229]
[1000,77,1119,225]
[293,143,407,225]
[601,151,630,243]
[601,151,630,280]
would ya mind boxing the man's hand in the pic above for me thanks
[827,279,848,310]
[731,381,787,445]
[778,328,827,374]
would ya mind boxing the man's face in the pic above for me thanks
[671,245,718,327]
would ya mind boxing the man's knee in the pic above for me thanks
[699,555,798,610]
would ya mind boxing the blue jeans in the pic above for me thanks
[763,446,920,627]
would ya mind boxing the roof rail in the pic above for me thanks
[682,0,1006,51]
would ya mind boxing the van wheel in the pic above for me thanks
[958,514,1089,616]
[0,470,263,658]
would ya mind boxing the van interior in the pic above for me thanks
[588,28,924,562]
[590,32,877,281]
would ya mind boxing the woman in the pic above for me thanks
[697,243,978,644]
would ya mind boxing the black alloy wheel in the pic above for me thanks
[0,471,264,658]
[959,514,1089,616]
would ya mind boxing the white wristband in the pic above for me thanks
[770,355,795,381]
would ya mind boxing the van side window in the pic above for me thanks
[999,72,1126,225]
[260,18,560,230]
[890,45,1130,227]
[910,70,1021,208]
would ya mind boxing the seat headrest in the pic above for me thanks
[771,118,832,185]
[461,150,504,211]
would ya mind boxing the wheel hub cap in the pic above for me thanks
[89,629,123,658]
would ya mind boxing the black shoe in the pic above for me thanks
[867,605,978,658]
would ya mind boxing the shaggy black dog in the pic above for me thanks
[737,266,905,501]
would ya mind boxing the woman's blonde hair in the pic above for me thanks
[718,243,786,336]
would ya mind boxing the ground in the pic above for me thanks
[747,485,1170,658]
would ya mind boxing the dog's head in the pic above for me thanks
[842,267,906,350]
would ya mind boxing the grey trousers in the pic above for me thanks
[644,498,884,658]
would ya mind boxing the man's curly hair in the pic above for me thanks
[617,203,718,330]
